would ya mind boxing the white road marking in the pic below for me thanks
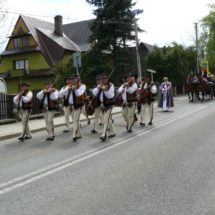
[0,105,208,195]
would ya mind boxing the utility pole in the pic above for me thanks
[134,19,142,82]
[195,23,199,73]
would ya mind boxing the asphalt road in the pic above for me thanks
[0,96,215,215]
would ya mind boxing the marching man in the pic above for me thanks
[91,73,116,141]
[13,82,33,141]
[77,76,91,125]
[59,76,73,132]
[36,80,59,141]
[139,74,157,126]
[60,74,86,141]
[118,73,138,133]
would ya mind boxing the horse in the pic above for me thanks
[196,72,213,102]
[186,72,199,102]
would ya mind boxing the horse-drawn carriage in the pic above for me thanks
[186,72,215,102]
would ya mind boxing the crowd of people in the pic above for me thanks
[13,73,174,142]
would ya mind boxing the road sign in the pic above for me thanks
[73,52,82,68]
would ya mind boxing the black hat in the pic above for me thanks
[44,80,53,85]
[95,75,102,79]
[125,73,133,79]
[70,74,78,78]
[143,74,150,78]
[64,77,72,82]
[101,73,108,78]
[21,82,30,87]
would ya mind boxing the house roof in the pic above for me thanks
[0,45,40,57]
[19,15,92,67]
[0,72,10,78]
[63,20,92,52]
[8,32,32,38]
[27,68,53,77]
[140,42,154,52]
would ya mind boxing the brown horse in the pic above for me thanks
[196,73,213,102]
[186,73,199,102]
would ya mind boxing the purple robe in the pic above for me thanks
[158,82,174,108]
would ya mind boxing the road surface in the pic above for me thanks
[0,96,215,215]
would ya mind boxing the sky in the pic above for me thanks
[0,0,214,51]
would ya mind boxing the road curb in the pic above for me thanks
[0,111,121,141]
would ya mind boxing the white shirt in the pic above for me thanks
[36,90,59,105]
[59,86,67,98]
[60,84,86,104]
[93,84,114,102]
[140,82,157,94]
[13,91,33,107]
[118,83,138,102]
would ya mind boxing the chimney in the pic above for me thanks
[54,15,63,35]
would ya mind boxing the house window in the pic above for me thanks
[14,59,28,73]
[14,38,20,48]
[22,37,29,47]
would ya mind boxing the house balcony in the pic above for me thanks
[6,69,30,77]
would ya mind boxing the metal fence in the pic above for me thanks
[0,93,13,120]
[31,89,43,115]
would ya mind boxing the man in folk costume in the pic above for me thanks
[13,83,33,141]
[59,77,73,132]
[37,80,59,141]
[118,73,138,133]
[60,74,86,141]
[91,73,116,141]
[158,77,174,112]
[77,76,90,125]
[139,74,157,126]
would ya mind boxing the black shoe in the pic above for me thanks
[91,129,98,133]
[148,121,153,125]
[108,134,116,138]
[127,129,132,133]
[134,114,138,122]
[140,122,145,126]
[100,135,106,141]
[87,120,91,125]
[18,137,24,141]
[25,136,32,139]
[73,137,78,142]
[63,130,70,132]
[46,137,54,141]
[99,123,103,125]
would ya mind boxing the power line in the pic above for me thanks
[0,11,79,21]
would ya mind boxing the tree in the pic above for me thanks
[144,43,196,86]
[85,0,143,81]
[0,0,13,48]
[199,4,215,68]
[52,52,110,89]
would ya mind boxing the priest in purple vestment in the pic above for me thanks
[158,77,174,111]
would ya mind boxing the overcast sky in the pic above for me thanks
[1,0,214,51]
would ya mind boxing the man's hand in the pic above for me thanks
[102,85,108,91]
[71,85,76,90]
